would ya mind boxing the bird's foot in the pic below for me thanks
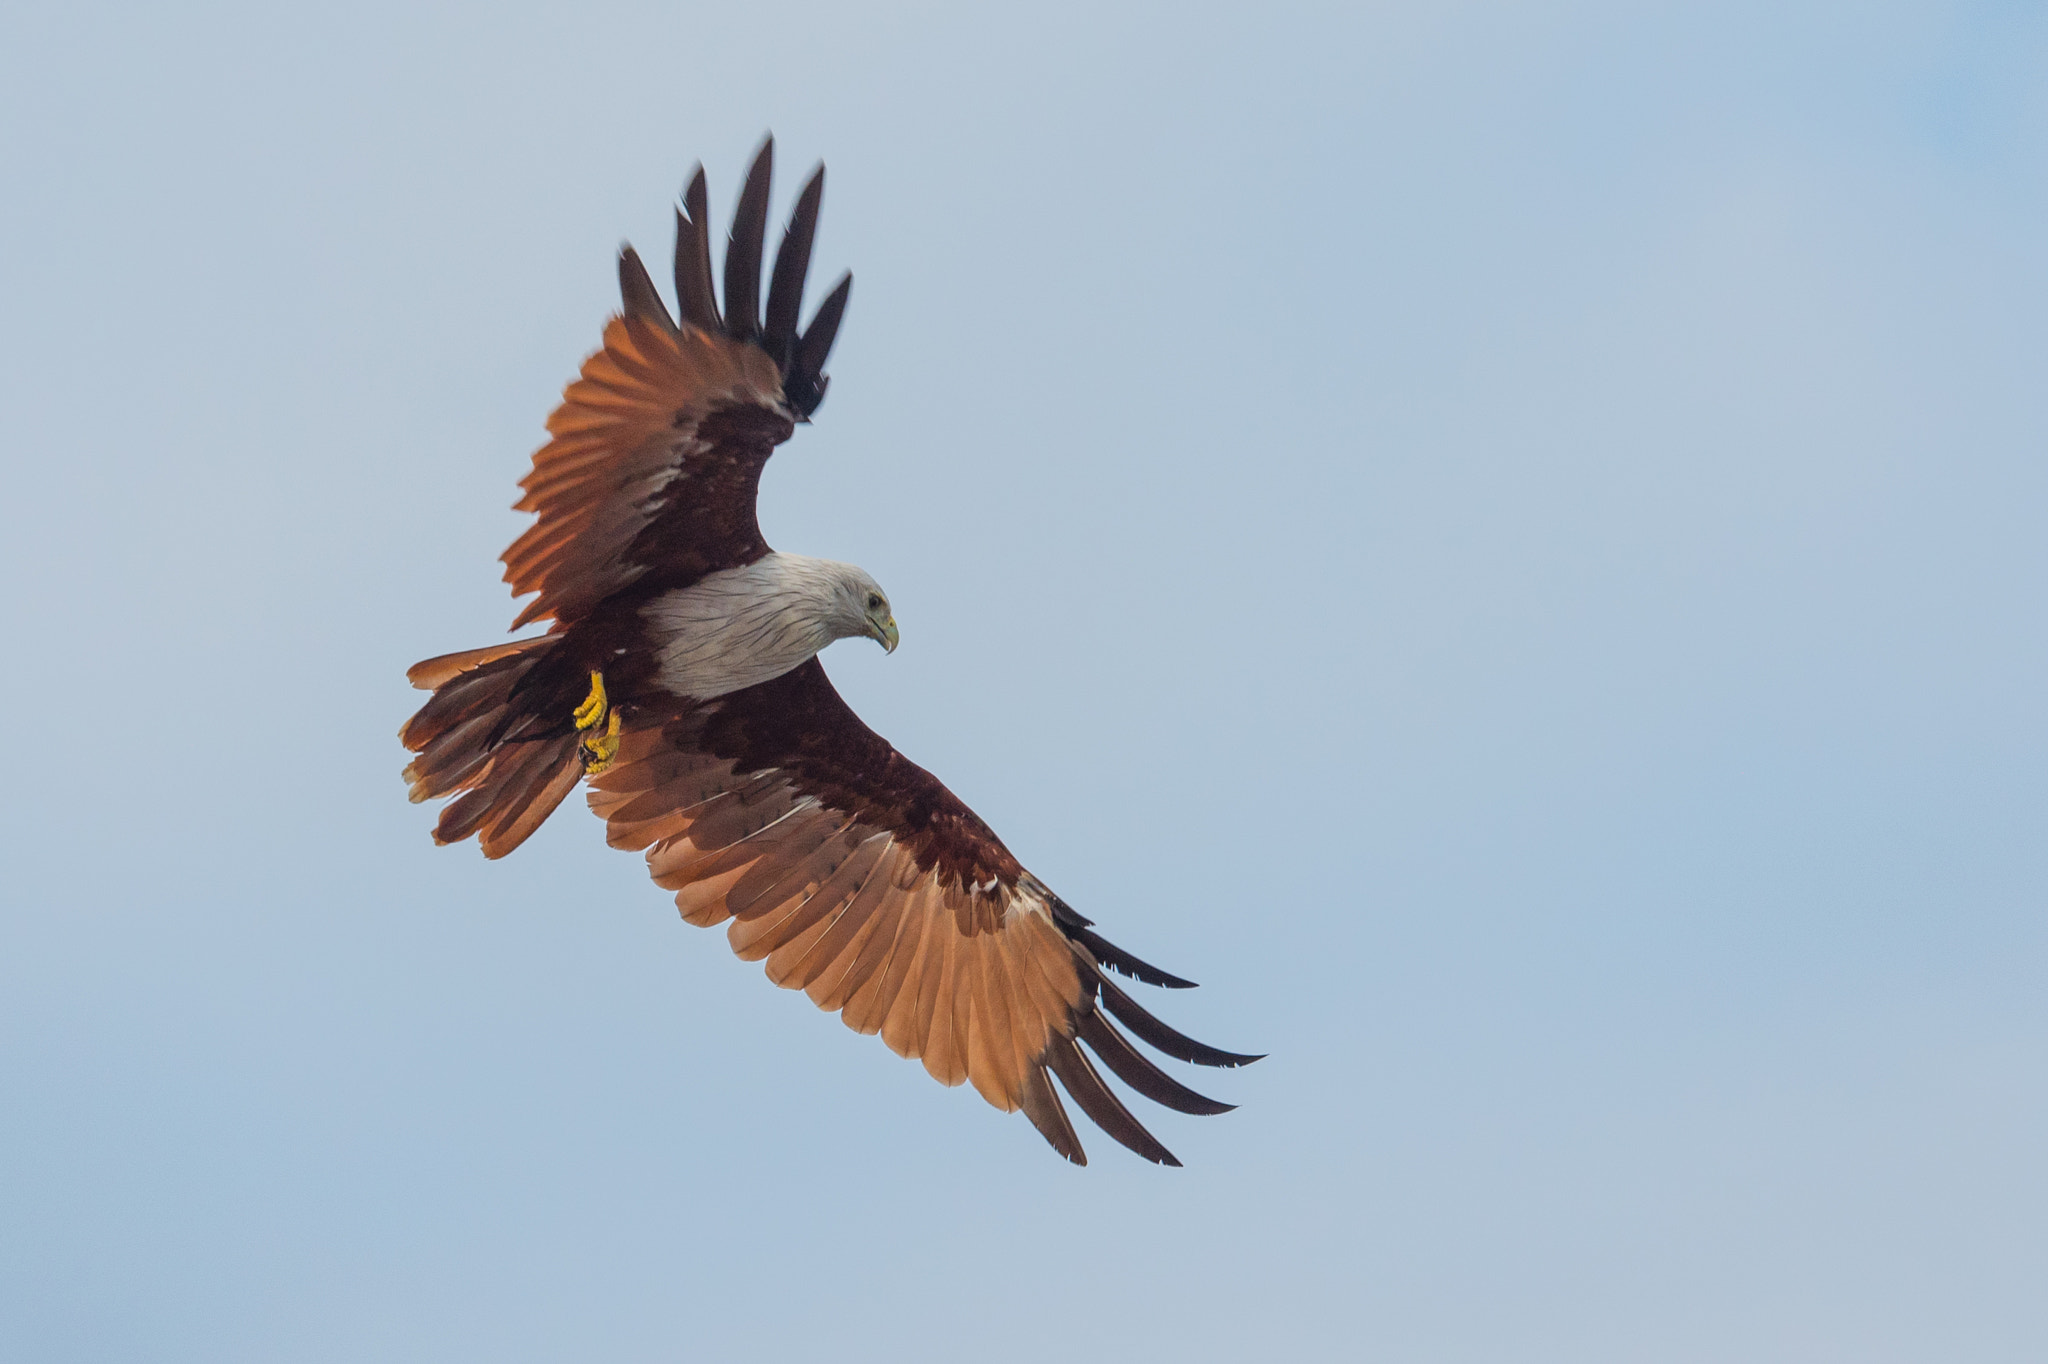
[581,709,622,774]
[572,670,609,731]
[575,671,622,775]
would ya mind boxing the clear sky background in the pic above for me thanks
[2,2,2044,1359]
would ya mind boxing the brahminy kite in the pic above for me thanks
[400,140,1257,1164]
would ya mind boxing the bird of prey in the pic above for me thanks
[400,140,1257,1165]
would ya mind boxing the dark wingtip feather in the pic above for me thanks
[764,164,825,354]
[1072,925,1199,989]
[1044,1037,1181,1166]
[1049,897,1197,987]
[795,270,852,381]
[1047,896,1095,930]
[616,246,677,332]
[779,270,847,418]
[673,165,721,332]
[723,137,774,341]
[1097,973,1265,1069]
[1076,1011,1237,1117]
[1018,1064,1087,1165]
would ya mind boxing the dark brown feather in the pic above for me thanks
[616,246,677,333]
[795,272,852,383]
[763,164,823,355]
[681,659,1024,890]
[1017,1065,1086,1165]
[479,739,583,858]
[723,138,773,342]
[1076,1010,1235,1116]
[1096,972,1265,1068]
[1044,1036,1181,1167]
[1046,896,1196,987]
[674,166,721,332]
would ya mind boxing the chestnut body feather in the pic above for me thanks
[400,139,1257,1164]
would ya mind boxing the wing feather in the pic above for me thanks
[796,843,907,1001]
[837,880,923,1033]
[723,138,773,342]
[1045,1035,1181,1167]
[585,667,1256,1163]
[500,314,787,630]
[674,167,721,333]
[1076,1010,1235,1117]
[761,835,890,983]
[964,934,1015,1108]
[647,807,813,896]
[811,879,910,1015]
[1017,1064,1084,1165]
[764,165,824,354]
[673,862,755,929]
[489,151,853,635]
[1096,972,1265,1068]
[606,770,784,852]
[616,246,678,332]
[877,898,941,1060]
[921,923,966,1087]
[747,832,889,967]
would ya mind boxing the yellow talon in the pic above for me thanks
[572,670,608,731]
[581,707,622,775]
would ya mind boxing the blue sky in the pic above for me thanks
[2,2,2044,1359]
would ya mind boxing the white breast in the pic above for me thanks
[642,554,842,700]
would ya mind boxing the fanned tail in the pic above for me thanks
[400,636,584,859]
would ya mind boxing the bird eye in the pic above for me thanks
[866,594,883,611]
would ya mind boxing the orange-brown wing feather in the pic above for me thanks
[589,715,1081,1113]
[501,308,789,629]
[585,667,1259,1165]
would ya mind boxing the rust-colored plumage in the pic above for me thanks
[401,139,1257,1164]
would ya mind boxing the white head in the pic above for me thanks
[643,552,900,702]
[818,562,900,653]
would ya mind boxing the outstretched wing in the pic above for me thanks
[502,138,853,629]
[588,659,1260,1166]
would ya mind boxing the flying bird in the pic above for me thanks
[400,140,1257,1164]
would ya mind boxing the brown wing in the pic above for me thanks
[501,311,786,628]
[501,138,853,630]
[587,660,1260,1166]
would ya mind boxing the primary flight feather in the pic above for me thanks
[400,139,1258,1164]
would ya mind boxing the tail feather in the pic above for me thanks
[406,637,558,690]
[481,750,585,857]
[401,649,537,755]
[401,635,584,859]
[402,710,502,801]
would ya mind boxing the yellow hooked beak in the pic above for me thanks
[872,614,899,654]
